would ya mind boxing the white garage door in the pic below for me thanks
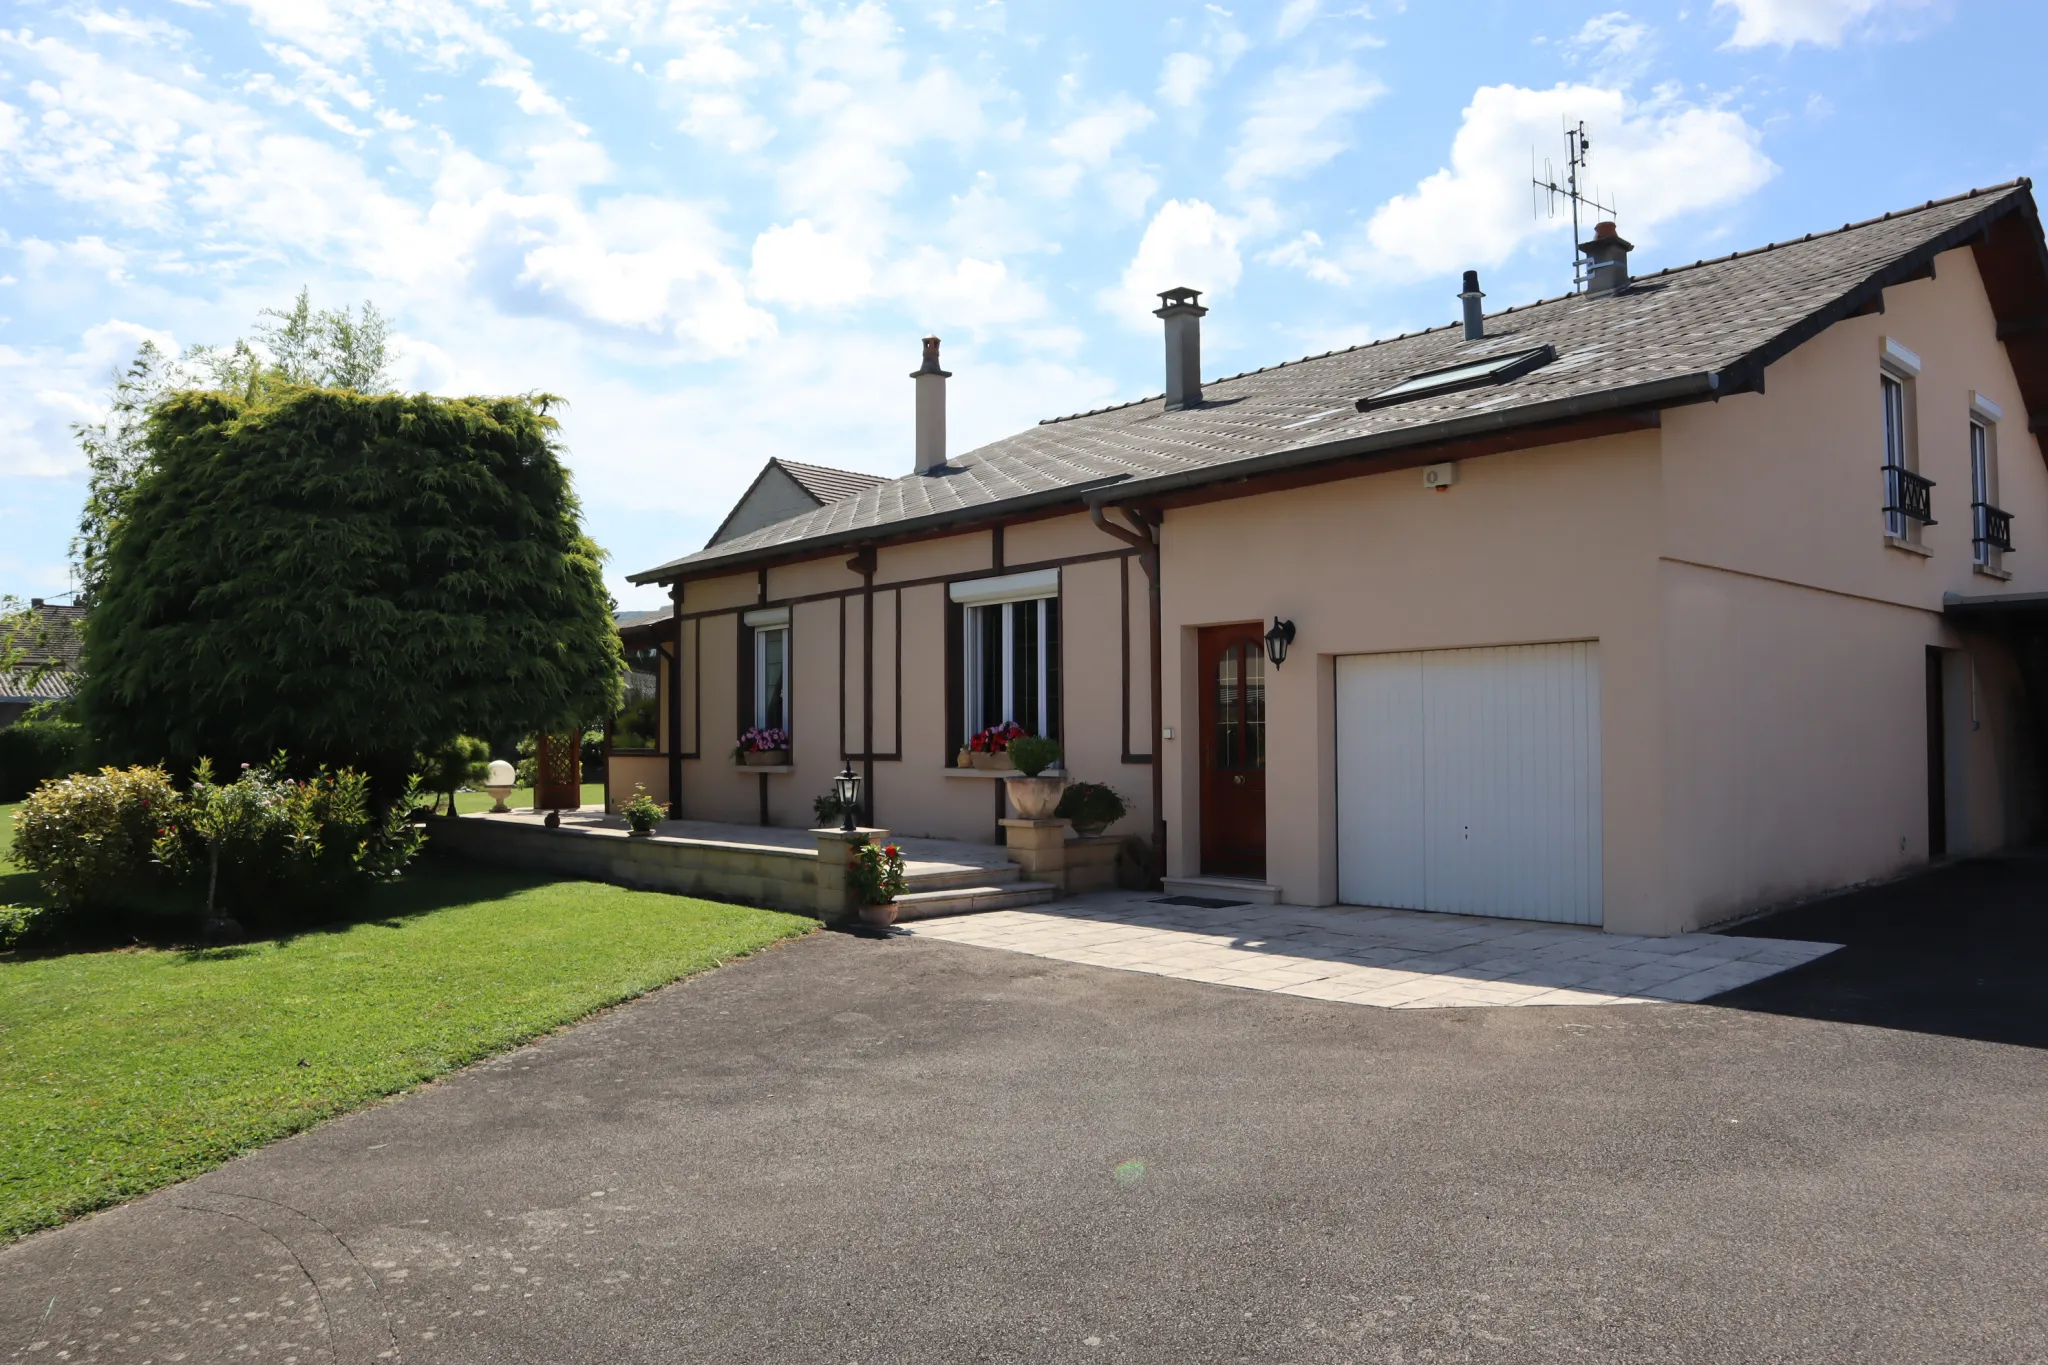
[1335,643,1601,925]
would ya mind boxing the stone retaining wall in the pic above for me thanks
[427,816,823,916]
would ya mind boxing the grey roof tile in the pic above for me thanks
[632,183,2036,583]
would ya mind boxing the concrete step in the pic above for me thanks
[903,861,1024,892]
[891,881,1059,921]
[1160,875,1283,906]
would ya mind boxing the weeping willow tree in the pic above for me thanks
[77,386,621,795]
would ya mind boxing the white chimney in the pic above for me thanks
[1153,287,1207,411]
[911,335,949,474]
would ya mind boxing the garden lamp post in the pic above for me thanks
[835,762,862,832]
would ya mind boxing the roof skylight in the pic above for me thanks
[1354,345,1557,412]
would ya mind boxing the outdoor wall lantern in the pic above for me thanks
[1265,617,1297,669]
[835,762,863,832]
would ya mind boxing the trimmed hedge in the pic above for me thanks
[0,719,87,802]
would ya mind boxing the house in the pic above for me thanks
[619,181,2048,936]
[0,598,85,729]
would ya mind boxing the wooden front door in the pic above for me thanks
[1199,624,1268,879]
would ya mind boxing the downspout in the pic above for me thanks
[1090,502,1166,889]
[667,581,685,820]
[848,547,879,824]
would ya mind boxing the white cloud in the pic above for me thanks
[1275,0,1319,40]
[679,93,775,153]
[1565,12,1657,84]
[1157,52,1212,108]
[1363,83,1776,275]
[1103,198,1242,325]
[1049,96,1155,168]
[1224,62,1385,190]
[1715,0,1925,47]
[1261,230,1349,286]
[750,219,878,305]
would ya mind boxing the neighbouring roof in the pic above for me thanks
[615,604,675,643]
[631,181,2048,585]
[1,601,86,703]
[703,457,892,549]
[775,458,890,504]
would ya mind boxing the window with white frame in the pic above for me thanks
[1880,338,1931,543]
[743,606,790,734]
[951,569,1061,745]
[1971,392,2011,571]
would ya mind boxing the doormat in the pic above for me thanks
[1154,895,1251,909]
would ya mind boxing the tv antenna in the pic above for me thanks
[1531,119,1616,293]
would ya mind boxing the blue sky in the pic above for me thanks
[3,0,2042,609]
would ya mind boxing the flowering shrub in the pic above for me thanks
[621,785,666,832]
[968,721,1027,754]
[847,839,906,905]
[733,727,791,758]
[12,766,179,907]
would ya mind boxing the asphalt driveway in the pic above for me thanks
[4,862,2046,1364]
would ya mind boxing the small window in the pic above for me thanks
[1970,409,2012,571]
[1354,345,1556,412]
[1879,359,1933,543]
[612,644,661,751]
[963,596,1060,744]
[754,625,788,732]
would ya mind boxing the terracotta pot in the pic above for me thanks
[859,900,899,928]
[970,751,1014,771]
[1005,775,1068,820]
[743,748,791,767]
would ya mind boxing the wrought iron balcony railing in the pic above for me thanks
[1973,500,2014,553]
[1884,465,1936,527]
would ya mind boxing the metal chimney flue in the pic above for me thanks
[1459,270,1485,340]
[910,335,950,474]
[1153,287,1207,411]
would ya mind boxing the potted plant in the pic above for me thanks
[621,785,664,837]
[1003,735,1066,819]
[848,838,908,927]
[968,720,1026,770]
[733,727,791,767]
[1055,781,1126,837]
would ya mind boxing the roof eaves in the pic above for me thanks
[628,474,1134,585]
[1717,184,2034,392]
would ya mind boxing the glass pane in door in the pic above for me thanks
[1215,646,1240,768]
[1243,645,1266,769]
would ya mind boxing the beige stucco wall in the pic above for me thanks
[1651,244,2046,929]
[672,510,1154,845]
[1158,427,1669,931]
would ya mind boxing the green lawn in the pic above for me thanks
[0,800,814,1241]
[450,780,606,815]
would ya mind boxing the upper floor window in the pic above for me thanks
[1880,339,1932,544]
[950,569,1062,746]
[1970,392,2013,573]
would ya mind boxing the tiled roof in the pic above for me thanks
[0,602,85,703]
[631,182,2042,584]
[774,458,889,505]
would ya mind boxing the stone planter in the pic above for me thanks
[743,748,791,767]
[970,751,1015,771]
[1005,775,1068,820]
[627,827,654,838]
[859,900,900,928]
[1071,822,1109,838]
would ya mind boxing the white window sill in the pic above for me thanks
[1884,534,1933,558]
[943,766,1067,779]
[734,763,796,774]
[1973,561,2014,581]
